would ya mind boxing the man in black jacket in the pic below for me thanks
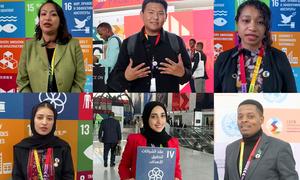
[98,112,122,167]
[191,42,208,92]
[107,0,191,92]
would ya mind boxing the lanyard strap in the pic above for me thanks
[144,32,161,47]
[51,48,56,76]
[248,48,264,92]
[239,137,261,180]
[239,47,264,93]
[33,148,52,180]
[239,142,245,176]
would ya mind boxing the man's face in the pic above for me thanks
[237,104,264,137]
[97,27,109,41]
[195,44,202,51]
[189,40,196,49]
[141,2,167,35]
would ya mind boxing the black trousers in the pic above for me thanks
[190,79,196,92]
[103,143,117,164]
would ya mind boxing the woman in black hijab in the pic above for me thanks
[119,101,182,180]
[12,101,74,179]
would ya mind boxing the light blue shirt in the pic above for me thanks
[98,35,121,83]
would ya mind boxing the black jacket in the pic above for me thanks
[192,51,208,79]
[12,138,74,180]
[214,46,296,92]
[107,27,191,92]
[98,117,121,144]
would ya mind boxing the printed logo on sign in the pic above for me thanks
[266,118,283,135]
[214,43,223,60]
[73,16,91,34]
[83,93,92,109]
[222,113,240,137]
[0,16,17,33]
[0,88,15,93]
[0,153,13,175]
[285,50,298,65]
[0,51,18,70]
[263,93,287,103]
[214,11,228,27]
[148,167,164,180]
[39,93,67,114]
[0,101,5,112]
[278,12,296,29]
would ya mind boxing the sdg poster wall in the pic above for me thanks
[0,93,93,179]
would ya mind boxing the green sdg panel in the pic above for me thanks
[77,120,93,179]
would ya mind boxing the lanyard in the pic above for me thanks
[33,148,52,180]
[51,48,56,76]
[239,137,261,180]
[144,32,161,47]
[144,31,160,83]
[239,47,264,93]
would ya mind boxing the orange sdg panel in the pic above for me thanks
[0,39,25,74]
[78,38,93,76]
[272,32,300,67]
[0,120,28,180]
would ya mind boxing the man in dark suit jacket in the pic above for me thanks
[224,99,298,180]
[98,112,122,167]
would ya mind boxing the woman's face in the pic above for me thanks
[34,107,55,135]
[149,106,166,133]
[237,6,266,51]
[39,3,60,35]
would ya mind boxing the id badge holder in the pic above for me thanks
[150,78,156,92]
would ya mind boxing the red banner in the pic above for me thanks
[172,93,189,111]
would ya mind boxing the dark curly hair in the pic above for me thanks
[235,0,272,49]
[35,0,72,44]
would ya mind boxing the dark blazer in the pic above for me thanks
[224,133,299,180]
[12,139,74,180]
[118,133,182,180]
[98,117,121,144]
[107,27,191,92]
[214,46,296,92]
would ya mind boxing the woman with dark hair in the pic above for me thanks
[118,101,181,180]
[12,101,74,179]
[214,0,296,92]
[17,0,86,92]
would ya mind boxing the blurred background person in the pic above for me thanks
[93,22,121,89]
[98,112,122,167]
[191,42,208,92]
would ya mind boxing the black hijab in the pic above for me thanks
[15,101,62,149]
[141,101,171,147]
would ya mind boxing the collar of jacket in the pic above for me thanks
[138,26,168,44]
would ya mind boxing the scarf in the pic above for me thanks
[141,101,171,147]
